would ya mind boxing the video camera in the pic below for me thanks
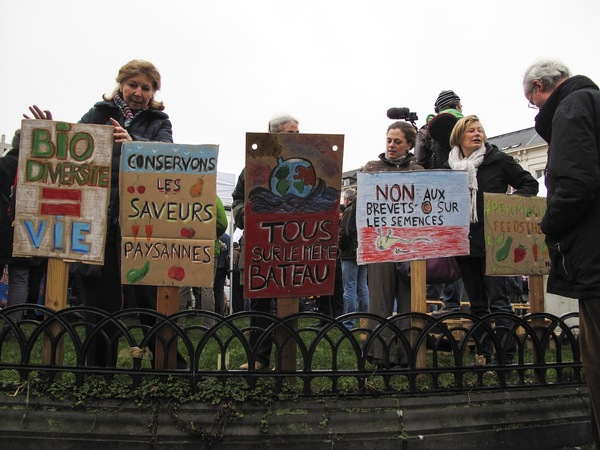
[386,107,418,126]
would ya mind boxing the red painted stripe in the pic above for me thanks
[40,203,81,216]
[41,187,82,201]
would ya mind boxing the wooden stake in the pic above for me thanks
[154,286,179,369]
[275,297,299,375]
[410,259,427,368]
[42,258,69,365]
[528,275,545,314]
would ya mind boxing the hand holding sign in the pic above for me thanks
[109,118,132,143]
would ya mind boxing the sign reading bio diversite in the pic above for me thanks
[244,133,344,299]
[356,170,470,264]
[13,119,113,262]
[484,193,549,275]
[120,142,218,287]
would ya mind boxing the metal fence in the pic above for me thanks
[0,304,583,396]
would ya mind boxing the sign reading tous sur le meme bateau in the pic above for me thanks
[356,170,470,264]
[484,193,549,275]
[244,133,344,299]
[13,120,112,262]
[120,142,218,287]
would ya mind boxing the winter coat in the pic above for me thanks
[79,100,173,226]
[415,127,452,169]
[214,196,228,258]
[362,152,422,173]
[452,143,538,257]
[534,75,600,299]
[231,168,245,230]
[0,148,18,262]
[338,202,356,260]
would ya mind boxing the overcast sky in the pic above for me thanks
[1,0,599,178]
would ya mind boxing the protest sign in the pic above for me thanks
[13,119,112,262]
[120,142,218,286]
[243,133,344,299]
[484,193,549,275]
[356,170,470,264]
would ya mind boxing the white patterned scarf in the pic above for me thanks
[448,145,486,223]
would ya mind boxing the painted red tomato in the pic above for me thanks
[167,266,185,281]
[180,227,195,238]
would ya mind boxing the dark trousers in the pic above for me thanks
[579,298,600,448]
[318,261,344,318]
[213,267,228,315]
[457,256,517,363]
[249,298,274,366]
[231,268,245,313]
[76,232,123,367]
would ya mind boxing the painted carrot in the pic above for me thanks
[131,224,140,241]
[145,224,153,241]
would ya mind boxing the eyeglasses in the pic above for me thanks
[528,84,539,110]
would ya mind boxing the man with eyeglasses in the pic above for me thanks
[523,59,600,448]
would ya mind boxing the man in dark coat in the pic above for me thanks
[524,59,600,448]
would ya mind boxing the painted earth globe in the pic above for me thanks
[270,157,316,198]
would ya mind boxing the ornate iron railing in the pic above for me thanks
[0,304,583,396]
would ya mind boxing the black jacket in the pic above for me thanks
[458,143,539,257]
[338,202,356,260]
[0,148,18,262]
[535,75,600,299]
[79,101,173,225]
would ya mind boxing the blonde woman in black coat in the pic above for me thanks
[448,115,538,365]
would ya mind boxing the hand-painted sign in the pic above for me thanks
[13,119,112,262]
[356,170,470,264]
[244,133,344,299]
[120,142,218,286]
[484,193,549,275]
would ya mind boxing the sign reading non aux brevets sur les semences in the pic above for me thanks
[356,170,470,264]
[244,133,344,299]
[120,142,218,287]
[13,120,112,263]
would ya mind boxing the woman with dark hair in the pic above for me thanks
[361,121,423,368]
[26,59,174,367]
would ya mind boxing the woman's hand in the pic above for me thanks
[110,118,133,143]
[23,105,53,120]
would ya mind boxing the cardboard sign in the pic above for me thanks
[244,133,344,299]
[484,193,549,275]
[356,170,470,264]
[120,142,218,286]
[13,119,112,262]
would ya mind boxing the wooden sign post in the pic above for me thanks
[243,133,344,375]
[120,142,219,369]
[154,287,180,369]
[410,259,427,368]
[41,259,69,365]
[13,120,113,366]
